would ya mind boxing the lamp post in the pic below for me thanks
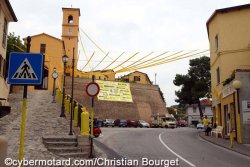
[60,54,69,117]
[52,67,58,103]
[232,79,242,146]
[233,80,242,114]
[69,48,75,135]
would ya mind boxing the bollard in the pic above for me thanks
[230,130,236,148]
[0,136,8,167]
[80,107,89,136]
[230,131,233,148]
[74,103,78,127]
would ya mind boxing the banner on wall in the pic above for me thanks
[96,80,133,102]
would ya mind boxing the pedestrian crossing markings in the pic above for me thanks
[12,58,38,80]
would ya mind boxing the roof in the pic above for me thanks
[186,98,212,108]
[200,99,212,106]
[236,69,250,72]
[23,33,62,42]
[62,8,81,16]
[5,0,17,21]
[206,4,250,36]
[91,69,114,73]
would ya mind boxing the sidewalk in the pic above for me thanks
[0,90,70,160]
[199,132,250,157]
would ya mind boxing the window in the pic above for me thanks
[3,59,6,80]
[40,44,46,54]
[0,55,6,79]
[2,18,7,47]
[202,107,205,114]
[216,67,220,84]
[134,76,140,81]
[215,34,218,51]
[68,15,73,24]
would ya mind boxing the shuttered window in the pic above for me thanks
[2,18,7,48]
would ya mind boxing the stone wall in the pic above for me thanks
[65,77,168,122]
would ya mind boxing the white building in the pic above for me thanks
[186,99,213,127]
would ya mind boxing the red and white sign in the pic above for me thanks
[86,82,100,97]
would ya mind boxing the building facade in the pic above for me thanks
[119,71,152,85]
[207,4,250,143]
[186,99,212,127]
[18,8,81,92]
[23,33,64,91]
[0,0,17,106]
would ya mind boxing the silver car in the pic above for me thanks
[104,119,115,127]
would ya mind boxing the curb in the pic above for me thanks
[198,132,250,158]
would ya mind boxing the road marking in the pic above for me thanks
[159,132,196,167]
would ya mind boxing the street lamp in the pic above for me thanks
[60,54,69,117]
[69,48,75,135]
[233,80,242,114]
[231,79,242,146]
[52,67,58,103]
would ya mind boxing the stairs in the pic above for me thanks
[43,136,89,158]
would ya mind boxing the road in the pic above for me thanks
[96,127,250,167]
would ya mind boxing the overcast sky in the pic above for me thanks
[9,0,250,106]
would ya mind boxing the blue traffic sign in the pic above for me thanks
[8,52,44,85]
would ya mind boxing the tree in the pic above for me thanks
[173,56,211,118]
[7,32,25,56]
[6,32,25,79]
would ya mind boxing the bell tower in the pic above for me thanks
[62,8,80,68]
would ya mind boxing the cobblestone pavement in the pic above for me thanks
[0,90,70,160]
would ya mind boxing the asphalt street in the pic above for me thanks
[96,127,250,167]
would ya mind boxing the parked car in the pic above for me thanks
[176,120,187,127]
[138,120,150,128]
[150,114,176,128]
[95,118,104,127]
[114,119,121,127]
[196,123,204,129]
[103,119,115,127]
[162,117,177,128]
[119,119,128,127]
[127,120,138,127]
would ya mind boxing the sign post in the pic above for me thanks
[8,36,44,163]
[86,76,100,158]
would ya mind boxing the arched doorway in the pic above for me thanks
[35,66,48,90]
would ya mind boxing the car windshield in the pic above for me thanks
[163,118,176,121]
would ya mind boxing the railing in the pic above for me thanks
[55,88,85,132]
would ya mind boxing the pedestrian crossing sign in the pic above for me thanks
[8,52,44,85]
